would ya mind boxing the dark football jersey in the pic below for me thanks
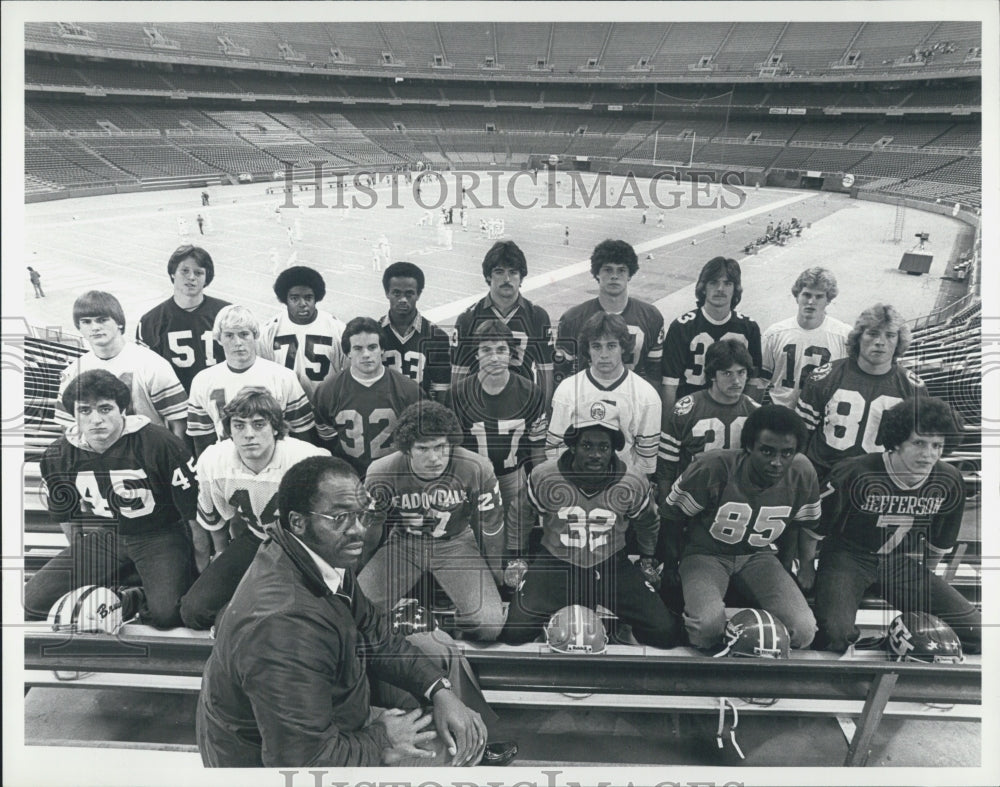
[660,308,762,399]
[658,391,759,485]
[529,453,657,568]
[380,314,452,398]
[810,453,965,557]
[452,295,554,384]
[40,416,197,537]
[365,447,503,548]
[136,295,230,392]
[447,373,548,477]
[555,297,665,388]
[795,358,925,477]
[665,449,821,558]
[313,368,424,476]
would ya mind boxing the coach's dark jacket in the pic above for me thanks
[195,525,445,767]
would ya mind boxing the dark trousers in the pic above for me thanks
[501,548,681,648]
[24,525,194,628]
[180,530,263,629]
[813,546,981,653]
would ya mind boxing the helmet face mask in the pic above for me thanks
[545,605,609,655]
[887,612,963,664]
[717,608,790,659]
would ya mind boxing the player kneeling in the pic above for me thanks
[501,407,681,649]
[663,405,821,652]
[801,397,981,655]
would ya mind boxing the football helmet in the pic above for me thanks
[887,612,963,664]
[390,597,437,637]
[47,585,123,635]
[545,605,609,654]
[717,608,790,659]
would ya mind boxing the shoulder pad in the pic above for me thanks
[673,395,695,416]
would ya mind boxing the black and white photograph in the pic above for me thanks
[2,1,997,785]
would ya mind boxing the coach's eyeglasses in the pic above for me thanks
[308,509,381,530]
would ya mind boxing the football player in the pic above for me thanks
[25,370,197,628]
[554,239,664,389]
[547,312,660,478]
[359,402,505,641]
[502,408,680,648]
[451,240,554,409]
[663,405,820,651]
[796,303,925,480]
[800,397,980,654]
[257,266,346,399]
[659,256,763,416]
[136,245,230,393]
[179,389,329,630]
[658,338,760,493]
[379,261,452,402]
[312,317,424,478]
[447,319,548,557]
[760,267,850,409]
[187,305,316,459]
[57,291,187,440]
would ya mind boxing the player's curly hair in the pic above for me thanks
[213,305,260,342]
[392,401,463,454]
[221,387,289,440]
[273,266,326,303]
[382,261,425,294]
[590,239,639,279]
[694,257,743,309]
[704,339,754,383]
[791,266,838,302]
[740,404,808,453]
[340,316,385,355]
[881,396,960,454]
[167,245,216,286]
[472,318,517,353]
[61,369,131,414]
[276,456,360,531]
[577,312,636,367]
[72,291,126,334]
[482,240,528,281]
[846,303,912,360]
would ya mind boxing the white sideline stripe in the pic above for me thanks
[422,191,817,324]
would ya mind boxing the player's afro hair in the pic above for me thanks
[392,401,463,454]
[695,257,743,309]
[564,422,626,453]
[167,245,216,286]
[61,369,131,414]
[276,456,360,531]
[341,316,385,355]
[221,387,289,440]
[482,240,528,281]
[791,266,838,302]
[881,396,961,454]
[740,404,808,453]
[382,261,426,294]
[577,312,636,367]
[273,266,326,303]
[704,339,754,383]
[72,291,126,334]
[847,303,912,360]
[590,239,639,279]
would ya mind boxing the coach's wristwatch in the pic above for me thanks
[427,676,453,700]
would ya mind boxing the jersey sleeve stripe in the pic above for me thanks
[794,500,822,521]
[283,397,315,433]
[196,504,226,532]
[665,485,704,516]
[661,375,680,388]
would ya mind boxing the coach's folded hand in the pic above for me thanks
[378,707,437,764]
[432,688,487,766]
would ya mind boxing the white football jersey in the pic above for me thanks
[257,311,347,398]
[760,315,851,408]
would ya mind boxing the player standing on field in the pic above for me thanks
[452,241,555,410]
[796,303,925,481]
[379,261,452,402]
[760,267,850,409]
[312,317,424,478]
[136,245,230,394]
[659,256,763,419]
[58,291,187,440]
[187,305,316,459]
[555,239,664,390]
[257,266,346,399]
